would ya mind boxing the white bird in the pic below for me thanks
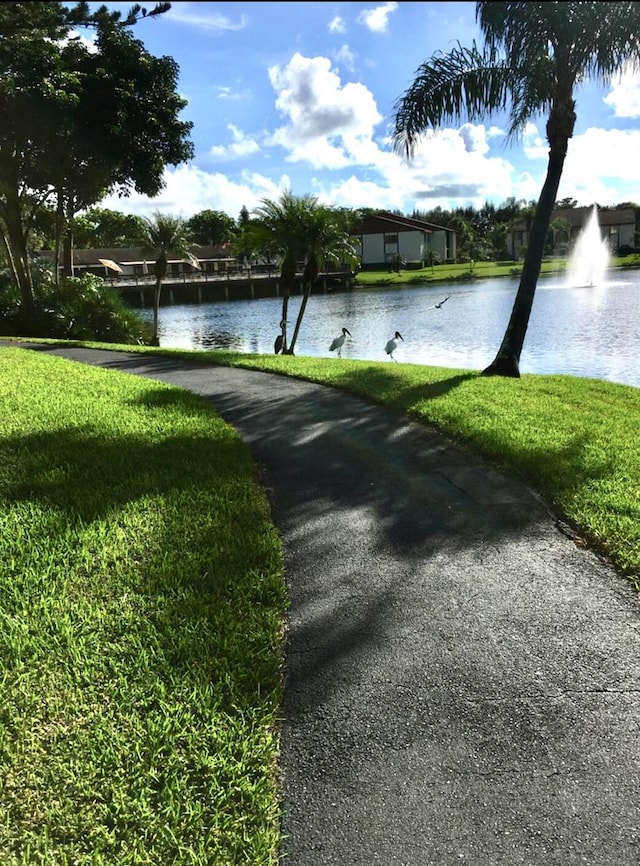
[329,327,352,358]
[385,330,403,361]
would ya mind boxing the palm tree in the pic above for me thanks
[139,212,198,346]
[251,191,358,355]
[392,1,640,377]
[288,205,359,356]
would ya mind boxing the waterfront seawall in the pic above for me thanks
[113,272,355,308]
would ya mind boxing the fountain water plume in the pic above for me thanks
[565,205,610,288]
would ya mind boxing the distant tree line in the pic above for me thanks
[33,197,639,267]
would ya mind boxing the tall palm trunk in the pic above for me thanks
[151,252,167,346]
[150,277,163,346]
[278,252,297,353]
[288,257,318,355]
[482,94,576,378]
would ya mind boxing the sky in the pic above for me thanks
[84,1,640,222]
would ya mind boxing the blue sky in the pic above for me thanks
[86,1,640,221]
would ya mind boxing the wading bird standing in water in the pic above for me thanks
[329,327,352,358]
[385,331,403,361]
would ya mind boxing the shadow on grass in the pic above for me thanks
[6,344,635,732]
[331,365,478,411]
[1,385,284,714]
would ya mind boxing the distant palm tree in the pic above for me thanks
[392,1,640,377]
[139,212,198,346]
[251,191,358,355]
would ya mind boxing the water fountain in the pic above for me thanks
[565,205,610,287]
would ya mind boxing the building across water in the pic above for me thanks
[506,204,638,259]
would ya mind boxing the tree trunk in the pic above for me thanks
[287,284,311,354]
[150,277,163,346]
[62,196,75,278]
[0,186,34,313]
[278,252,297,353]
[53,191,65,288]
[482,99,576,378]
[279,292,290,352]
[287,258,318,354]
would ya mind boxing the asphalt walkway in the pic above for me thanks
[5,343,640,865]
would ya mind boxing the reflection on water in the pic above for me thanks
[141,271,640,388]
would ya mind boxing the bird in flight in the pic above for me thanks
[385,331,403,361]
[434,296,450,309]
[329,327,352,358]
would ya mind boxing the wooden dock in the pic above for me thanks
[111,270,356,308]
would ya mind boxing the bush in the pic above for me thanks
[0,273,150,344]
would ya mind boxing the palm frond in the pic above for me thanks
[478,1,640,84]
[392,42,511,157]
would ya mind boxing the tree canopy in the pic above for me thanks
[0,1,193,311]
[185,210,237,247]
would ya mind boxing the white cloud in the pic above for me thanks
[317,174,406,211]
[387,126,517,209]
[209,125,260,159]
[99,164,289,220]
[267,53,382,168]
[458,123,490,155]
[519,121,640,206]
[328,15,346,34]
[64,29,98,53]
[559,127,640,204]
[357,2,398,33]
[334,44,356,73]
[603,67,640,118]
[215,85,250,101]
[164,3,247,32]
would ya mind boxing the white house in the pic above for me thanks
[350,212,457,269]
[506,205,637,258]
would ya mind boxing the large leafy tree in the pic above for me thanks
[0,2,192,314]
[139,212,198,346]
[185,209,236,247]
[73,207,147,248]
[392,1,640,377]
[250,191,358,356]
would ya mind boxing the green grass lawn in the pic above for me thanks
[1,338,639,864]
[0,347,287,865]
[353,255,640,287]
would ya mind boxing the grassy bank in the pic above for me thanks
[354,254,640,287]
[0,347,287,865]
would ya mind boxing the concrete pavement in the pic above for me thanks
[5,343,640,865]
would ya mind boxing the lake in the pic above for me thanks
[142,269,640,389]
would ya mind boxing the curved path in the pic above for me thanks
[7,344,640,865]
